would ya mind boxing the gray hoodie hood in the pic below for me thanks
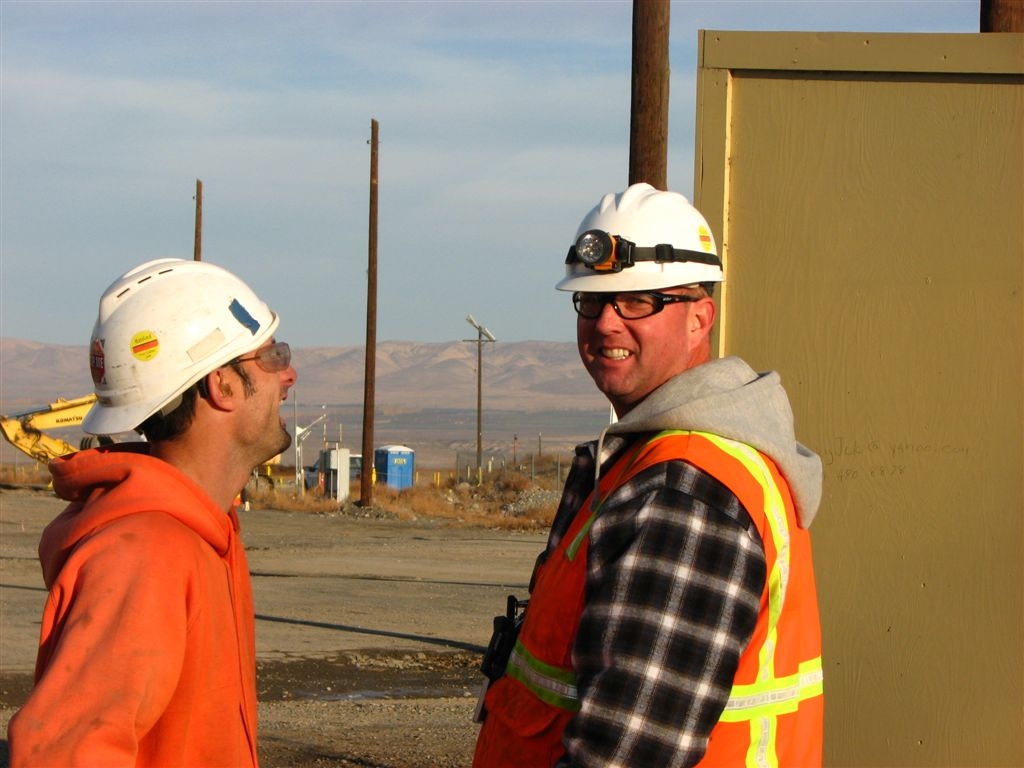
[602,356,822,528]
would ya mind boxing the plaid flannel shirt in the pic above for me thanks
[551,433,767,768]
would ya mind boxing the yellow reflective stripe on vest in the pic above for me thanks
[696,432,790,667]
[506,639,581,712]
[692,432,820,768]
[719,657,824,721]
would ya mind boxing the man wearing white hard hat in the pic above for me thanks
[8,259,298,766]
[474,184,824,767]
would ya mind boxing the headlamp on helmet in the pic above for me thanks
[566,228,721,274]
[573,230,621,270]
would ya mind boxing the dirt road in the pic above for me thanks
[0,487,547,767]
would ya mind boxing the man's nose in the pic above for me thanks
[594,299,624,329]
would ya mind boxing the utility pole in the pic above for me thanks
[360,119,379,507]
[464,314,496,482]
[981,0,1023,31]
[628,0,670,189]
[193,178,203,261]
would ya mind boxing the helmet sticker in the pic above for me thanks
[187,328,227,363]
[90,338,106,385]
[698,226,713,252]
[229,298,260,335]
[131,331,160,362]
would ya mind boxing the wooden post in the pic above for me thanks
[629,0,671,189]
[360,120,379,507]
[981,0,1023,31]
[193,179,203,261]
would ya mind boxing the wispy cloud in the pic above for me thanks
[0,0,978,345]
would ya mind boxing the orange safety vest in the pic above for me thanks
[473,430,823,768]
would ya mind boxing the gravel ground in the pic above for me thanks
[0,486,548,767]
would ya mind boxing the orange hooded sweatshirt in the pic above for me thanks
[7,444,259,767]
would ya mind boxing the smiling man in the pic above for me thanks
[474,184,824,767]
[8,258,297,766]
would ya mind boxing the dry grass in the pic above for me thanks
[246,461,566,532]
[0,463,51,487]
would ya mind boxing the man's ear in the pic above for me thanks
[690,296,716,335]
[201,369,237,411]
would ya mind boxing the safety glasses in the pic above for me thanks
[572,291,699,320]
[230,341,291,373]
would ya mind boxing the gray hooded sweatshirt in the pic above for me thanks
[600,355,822,528]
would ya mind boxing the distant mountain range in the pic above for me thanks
[0,338,613,467]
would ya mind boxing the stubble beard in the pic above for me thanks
[259,426,292,467]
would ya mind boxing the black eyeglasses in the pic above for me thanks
[572,291,699,320]
[230,341,291,373]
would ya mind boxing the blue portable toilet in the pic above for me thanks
[374,445,415,490]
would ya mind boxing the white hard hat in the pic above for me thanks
[83,258,280,435]
[555,182,723,292]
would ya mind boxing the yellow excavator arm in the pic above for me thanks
[0,394,101,464]
[3,395,277,485]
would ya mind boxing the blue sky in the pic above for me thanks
[1,1,977,347]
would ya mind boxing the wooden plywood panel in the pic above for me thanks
[696,33,1023,768]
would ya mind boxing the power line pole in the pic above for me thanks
[360,119,379,507]
[629,0,670,189]
[980,0,1023,31]
[193,178,203,261]
[465,315,496,483]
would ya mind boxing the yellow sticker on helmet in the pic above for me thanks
[698,226,713,252]
[131,331,160,361]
